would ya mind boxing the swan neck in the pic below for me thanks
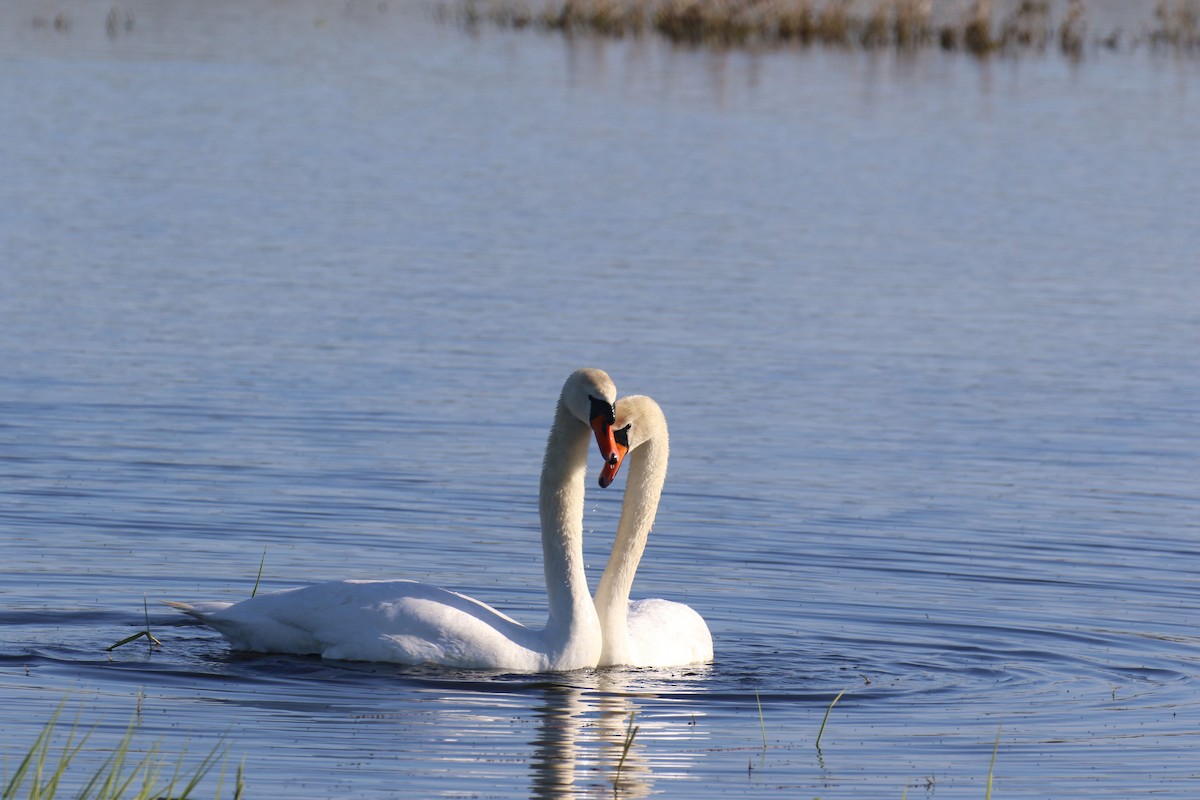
[539,399,602,663]
[595,422,667,666]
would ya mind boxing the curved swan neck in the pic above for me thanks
[594,399,668,665]
[539,398,602,659]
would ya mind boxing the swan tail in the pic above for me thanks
[163,599,234,621]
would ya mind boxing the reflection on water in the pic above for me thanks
[530,682,648,799]
[530,671,715,799]
[531,685,585,798]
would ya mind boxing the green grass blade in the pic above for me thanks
[815,688,848,752]
[106,598,162,653]
[233,757,245,800]
[38,713,90,800]
[755,690,767,750]
[141,595,162,651]
[251,548,267,598]
[95,721,134,799]
[985,724,1002,800]
[176,739,228,799]
[614,710,640,786]
[3,704,61,797]
[6,702,237,800]
[105,631,149,652]
[157,742,187,800]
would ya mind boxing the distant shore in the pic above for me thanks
[445,0,1200,58]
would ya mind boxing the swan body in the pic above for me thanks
[594,395,713,668]
[168,368,620,672]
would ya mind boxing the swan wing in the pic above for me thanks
[170,580,549,670]
[626,598,713,667]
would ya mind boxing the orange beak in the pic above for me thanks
[598,437,629,488]
[590,413,619,471]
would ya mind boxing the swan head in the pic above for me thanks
[562,368,619,469]
[598,394,665,488]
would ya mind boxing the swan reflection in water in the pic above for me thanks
[529,670,711,799]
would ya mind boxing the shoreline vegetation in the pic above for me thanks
[447,0,1200,57]
[2,703,240,800]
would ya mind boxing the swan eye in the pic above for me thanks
[614,424,631,447]
[588,394,616,425]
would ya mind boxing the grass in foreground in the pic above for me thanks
[985,724,1002,800]
[2,704,242,800]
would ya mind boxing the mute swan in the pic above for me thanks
[594,395,713,668]
[167,368,620,672]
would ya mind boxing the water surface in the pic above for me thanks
[2,1,1199,797]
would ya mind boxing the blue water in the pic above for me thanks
[2,1,1199,797]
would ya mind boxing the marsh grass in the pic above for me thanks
[985,724,1002,800]
[105,597,162,654]
[251,548,267,598]
[1151,0,1200,49]
[612,711,639,789]
[754,690,767,750]
[452,0,1200,56]
[2,704,234,800]
[814,687,846,753]
[545,0,649,35]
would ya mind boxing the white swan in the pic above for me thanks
[167,368,620,672]
[593,395,713,668]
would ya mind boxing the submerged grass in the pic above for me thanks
[2,703,236,800]
[451,0,1200,57]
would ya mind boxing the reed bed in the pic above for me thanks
[451,0,1200,56]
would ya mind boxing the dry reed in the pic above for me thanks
[450,0,1200,57]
